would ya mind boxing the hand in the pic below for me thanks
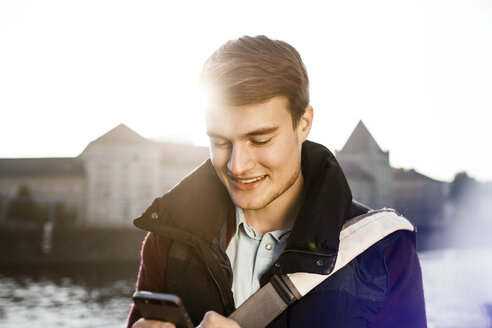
[132,318,176,328]
[197,311,240,328]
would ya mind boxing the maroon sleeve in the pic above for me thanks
[368,233,427,327]
[126,232,172,328]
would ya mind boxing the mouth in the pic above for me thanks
[234,175,266,184]
[228,174,267,191]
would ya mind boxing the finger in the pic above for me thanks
[197,311,240,328]
[148,321,175,328]
[132,318,176,328]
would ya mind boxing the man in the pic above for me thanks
[128,35,427,328]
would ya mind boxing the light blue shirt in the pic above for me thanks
[226,207,291,307]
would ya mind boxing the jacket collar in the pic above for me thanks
[134,140,352,256]
[134,156,234,243]
[290,140,353,254]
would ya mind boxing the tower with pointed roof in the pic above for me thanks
[336,121,393,209]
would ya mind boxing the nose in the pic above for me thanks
[227,144,254,176]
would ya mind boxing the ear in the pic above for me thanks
[296,105,313,142]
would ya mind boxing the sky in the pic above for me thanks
[0,0,491,182]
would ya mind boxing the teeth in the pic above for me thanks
[237,176,265,184]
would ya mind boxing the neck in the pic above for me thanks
[243,171,305,234]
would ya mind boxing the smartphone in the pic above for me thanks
[132,291,194,328]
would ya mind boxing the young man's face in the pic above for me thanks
[206,96,312,211]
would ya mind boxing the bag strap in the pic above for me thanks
[228,210,415,328]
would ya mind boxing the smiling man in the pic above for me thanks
[128,36,427,328]
[205,96,310,234]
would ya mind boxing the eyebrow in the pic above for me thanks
[207,126,279,139]
[244,126,279,138]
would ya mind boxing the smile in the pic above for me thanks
[235,175,266,184]
[228,174,267,191]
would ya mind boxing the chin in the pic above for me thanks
[231,194,271,211]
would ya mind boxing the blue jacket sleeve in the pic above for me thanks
[368,233,427,327]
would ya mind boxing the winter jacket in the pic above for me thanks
[127,141,427,327]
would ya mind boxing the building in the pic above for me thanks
[336,121,447,228]
[336,121,393,209]
[1,121,449,229]
[392,168,447,228]
[0,124,209,227]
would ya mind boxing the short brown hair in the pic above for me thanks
[200,35,310,126]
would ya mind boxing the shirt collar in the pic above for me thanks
[234,206,290,242]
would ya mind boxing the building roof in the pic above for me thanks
[0,157,85,178]
[392,168,443,184]
[0,123,208,179]
[80,123,152,155]
[341,120,384,153]
[91,123,150,144]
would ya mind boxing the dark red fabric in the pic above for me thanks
[127,232,171,328]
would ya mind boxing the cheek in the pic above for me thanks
[210,148,229,170]
[258,144,297,170]
[265,138,302,171]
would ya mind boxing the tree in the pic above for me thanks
[7,184,42,223]
[450,171,478,202]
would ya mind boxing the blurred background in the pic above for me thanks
[0,1,491,327]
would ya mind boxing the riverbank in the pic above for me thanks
[0,221,486,268]
[0,224,146,268]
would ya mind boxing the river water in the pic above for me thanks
[0,248,491,328]
[0,263,137,328]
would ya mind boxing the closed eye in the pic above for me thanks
[210,138,231,148]
[251,138,271,146]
